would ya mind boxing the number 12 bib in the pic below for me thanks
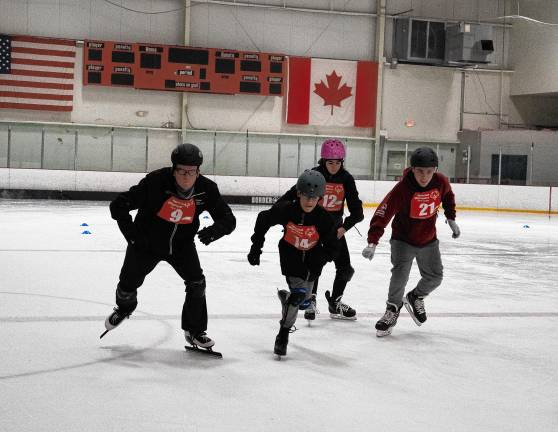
[319,183,345,212]
[283,222,319,251]
[157,196,196,224]
[410,189,441,219]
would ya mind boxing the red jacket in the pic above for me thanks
[367,168,456,247]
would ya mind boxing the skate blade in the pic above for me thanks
[185,345,223,358]
[376,328,393,337]
[99,329,110,339]
[329,313,357,321]
[403,301,423,327]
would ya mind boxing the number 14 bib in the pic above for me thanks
[410,189,441,219]
[157,196,196,224]
[283,222,319,251]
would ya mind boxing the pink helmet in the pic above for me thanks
[320,138,346,160]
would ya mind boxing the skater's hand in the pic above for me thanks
[447,219,460,239]
[361,243,376,260]
[247,246,261,266]
[336,227,346,239]
[197,225,225,245]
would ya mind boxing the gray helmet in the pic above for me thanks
[296,170,326,198]
[410,147,438,168]
[171,143,203,168]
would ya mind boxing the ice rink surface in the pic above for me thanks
[1,199,557,432]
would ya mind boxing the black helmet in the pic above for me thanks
[171,143,203,168]
[410,147,438,168]
[296,170,326,198]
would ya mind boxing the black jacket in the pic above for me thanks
[110,168,236,256]
[250,200,339,280]
[277,164,364,230]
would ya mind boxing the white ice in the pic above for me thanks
[0,200,557,432]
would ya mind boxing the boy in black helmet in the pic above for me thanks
[103,143,236,350]
[247,170,339,357]
[362,147,460,337]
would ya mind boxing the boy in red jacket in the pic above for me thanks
[362,147,460,336]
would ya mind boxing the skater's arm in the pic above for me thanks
[367,186,403,245]
[109,177,149,243]
[250,202,287,250]
[441,178,456,221]
[342,176,364,231]
[197,184,236,245]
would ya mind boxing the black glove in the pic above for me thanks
[197,225,226,245]
[247,246,262,266]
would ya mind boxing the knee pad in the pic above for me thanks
[288,287,307,307]
[336,265,355,282]
[185,277,206,298]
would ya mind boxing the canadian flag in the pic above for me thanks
[286,57,378,128]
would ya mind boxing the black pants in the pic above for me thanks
[117,241,207,336]
[313,235,353,299]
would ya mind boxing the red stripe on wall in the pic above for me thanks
[354,61,378,128]
[0,102,72,111]
[0,91,73,101]
[286,57,311,125]
[12,35,76,47]
[0,80,73,90]
[12,46,76,58]
[10,69,74,79]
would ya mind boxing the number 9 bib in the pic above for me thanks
[410,190,441,219]
[283,222,320,251]
[157,196,196,224]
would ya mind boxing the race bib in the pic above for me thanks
[319,183,345,212]
[157,196,196,224]
[283,222,319,251]
[410,189,441,219]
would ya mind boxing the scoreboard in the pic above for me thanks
[84,40,286,96]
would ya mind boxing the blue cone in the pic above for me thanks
[522,225,530,229]
[81,230,92,234]
[80,223,89,226]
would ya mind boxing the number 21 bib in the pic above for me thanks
[410,189,441,219]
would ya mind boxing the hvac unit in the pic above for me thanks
[393,18,446,65]
[445,22,494,64]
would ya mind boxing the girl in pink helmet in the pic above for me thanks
[276,138,364,320]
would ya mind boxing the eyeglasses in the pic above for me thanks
[175,168,198,177]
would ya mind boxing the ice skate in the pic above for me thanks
[404,290,427,326]
[325,291,356,320]
[375,303,400,337]
[304,294,318,322]
[184,331,222,358]
[100,307,132,338]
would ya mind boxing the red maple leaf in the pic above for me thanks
[313,70,353,115]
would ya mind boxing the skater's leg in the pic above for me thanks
[414,240,443,297]
[167,242,207,337]
[330,236,354,299]
[386,239,416,307]
[117,245,160,313]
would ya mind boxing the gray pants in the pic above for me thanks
[387,239,443,307]
[279,277,314,329]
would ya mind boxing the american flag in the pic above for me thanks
[0,35,76,112]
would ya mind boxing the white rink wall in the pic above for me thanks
[0,168,556,213]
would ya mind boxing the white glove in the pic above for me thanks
[362,243,377,260]
[447,219,460,239]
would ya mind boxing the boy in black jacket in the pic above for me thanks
[276,139,363,320]
[104,143,236,349]
[247,170,339,357]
